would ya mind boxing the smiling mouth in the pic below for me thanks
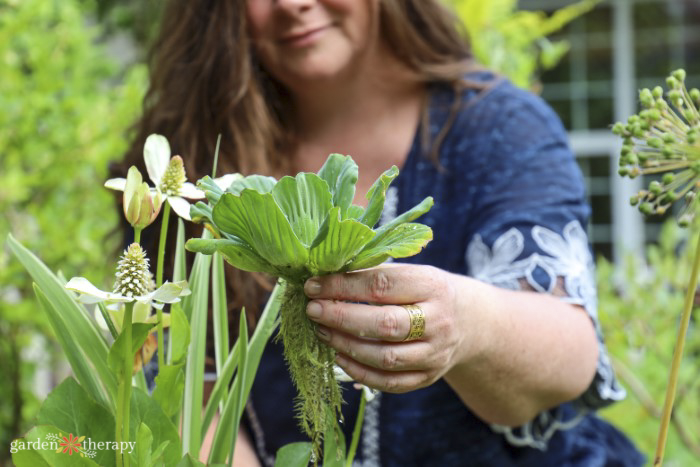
[279,25,331,46]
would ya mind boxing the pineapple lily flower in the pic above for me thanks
[614,69,700,226]
[65,243,190,309]
[186,153,433,457]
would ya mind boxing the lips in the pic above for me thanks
[279,24,331,46]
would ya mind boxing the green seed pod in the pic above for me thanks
[690,88,700,103]
[618,167,629,176]
[667,76,679,89]
[639,202,654,215]
[620,145,632,156]
[662,147,674,158]
[652,86,664,99]
[629,195,639,206]
[662,133,675,144]
[647,137,663,149]
[672,69,686,82]
[647,109,661,121]
[628,115,640,124]
[683,109,695,122]
[663,173,675,184]
[639,88,654,108]
[663,192,679,204]
[633,125,646,138]
[612,122,626,135]
[649,180,662,195]
[669,90,682,102]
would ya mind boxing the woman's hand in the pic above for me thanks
[303,264,474,393]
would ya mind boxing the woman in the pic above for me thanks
[117,0,644,465]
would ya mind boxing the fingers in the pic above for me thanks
[317,326,433,371]
[304,265,441,304]
[307,299,421,342]
[334,353,433,393]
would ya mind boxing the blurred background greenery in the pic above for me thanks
[1,0,698,465]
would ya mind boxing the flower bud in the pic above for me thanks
[612,122,626,135]
[652,86,664,99]
[662,133,675,144]
[690,88,700,103]
[124,167,163,229]
[649,181,662,195]
[647,137,663,149]
[114,243,151,297]
[683,109,695,122]
[667,76,679,89]
[639,202,654,215]
[663,173,674,184]
[639,88,653,108]
[629,195,639,206]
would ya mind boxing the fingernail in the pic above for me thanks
[306,301,322,319]
[316,326,330,341]
[305,278,321,296]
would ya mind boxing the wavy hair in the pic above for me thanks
[112,0,478,320]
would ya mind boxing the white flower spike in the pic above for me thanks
[65,243,190,310]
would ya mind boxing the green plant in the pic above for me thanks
[187,154,434,463]
[450,0,601,89]
[0,0,146,462]
[598,219,700,465]
[613,69,700,466]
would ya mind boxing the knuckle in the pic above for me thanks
[368,270,391,301]
[329,302,347,328]
[376,310,400,338]
[384,376,402,393]
[381,347,399,370]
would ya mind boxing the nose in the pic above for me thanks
[275,0,314,12]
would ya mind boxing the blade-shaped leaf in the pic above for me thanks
[212,253,229,413]
[167,303,190,365]
[33,285,112,412]
[272,173,333,247]
[186,237,278,276]
[309,207,375,275]
[212,192,308,275]
[360,165,399,228]
[347,223,433,271]
[226,174,277,195]
[136,423,154,467]
[7,235,116,402]
[317,153,358,218]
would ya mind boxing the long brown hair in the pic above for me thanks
[112,0,478,321]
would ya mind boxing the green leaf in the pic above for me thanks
[373,196,434,238]
[226,174,277,195]
[152,364,185,418]
[317,153,359,218]
[197,175,226,204]
[274,442,312,467]
[189,201,214,226]
[130,387,182,467]
[107,322,157,374]
[212,253,230,414]
[176,453,207,467]
[272,173,333,247]
[213,191,308,276]
[201,338,239,443]
[309,207,375,275]
[346,204,365,220]
[149,440,171,467]
[33,285,111,412]
[12,425,100,467]
[181,250,212,458]
[360,165,399,228]
[322,406,346,467]
[348,223,433,271]
[168,304,190,365]
[36,378,115,467]
[208,311,249,464]
[186,237,278,275]
[136,423,153,467]
[7,234,117,404]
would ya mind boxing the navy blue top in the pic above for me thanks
[243,75,645,467]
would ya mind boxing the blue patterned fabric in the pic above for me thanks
[243,74,645,466]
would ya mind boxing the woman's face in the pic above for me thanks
[246,0,379,88]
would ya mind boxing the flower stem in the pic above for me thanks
[134,228,142,245]
[654,229,700,466]
[121,303,134,467]
[345,392,367,467]
[155,202,171,370]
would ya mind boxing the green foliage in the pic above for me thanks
[0,0,147,456]
[449,0,601,89]
[597,220,700,464]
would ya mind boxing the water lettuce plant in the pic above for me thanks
[613,69,700,466]
[187,153,434,458]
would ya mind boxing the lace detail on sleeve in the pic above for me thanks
[466,220,626,450]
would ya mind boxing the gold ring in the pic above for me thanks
[401,304,425,342]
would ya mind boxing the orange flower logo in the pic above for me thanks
[57,433,85,456]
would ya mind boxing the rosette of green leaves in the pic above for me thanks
[186,153,433,457]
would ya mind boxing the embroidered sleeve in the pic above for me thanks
[466,220,625,450]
